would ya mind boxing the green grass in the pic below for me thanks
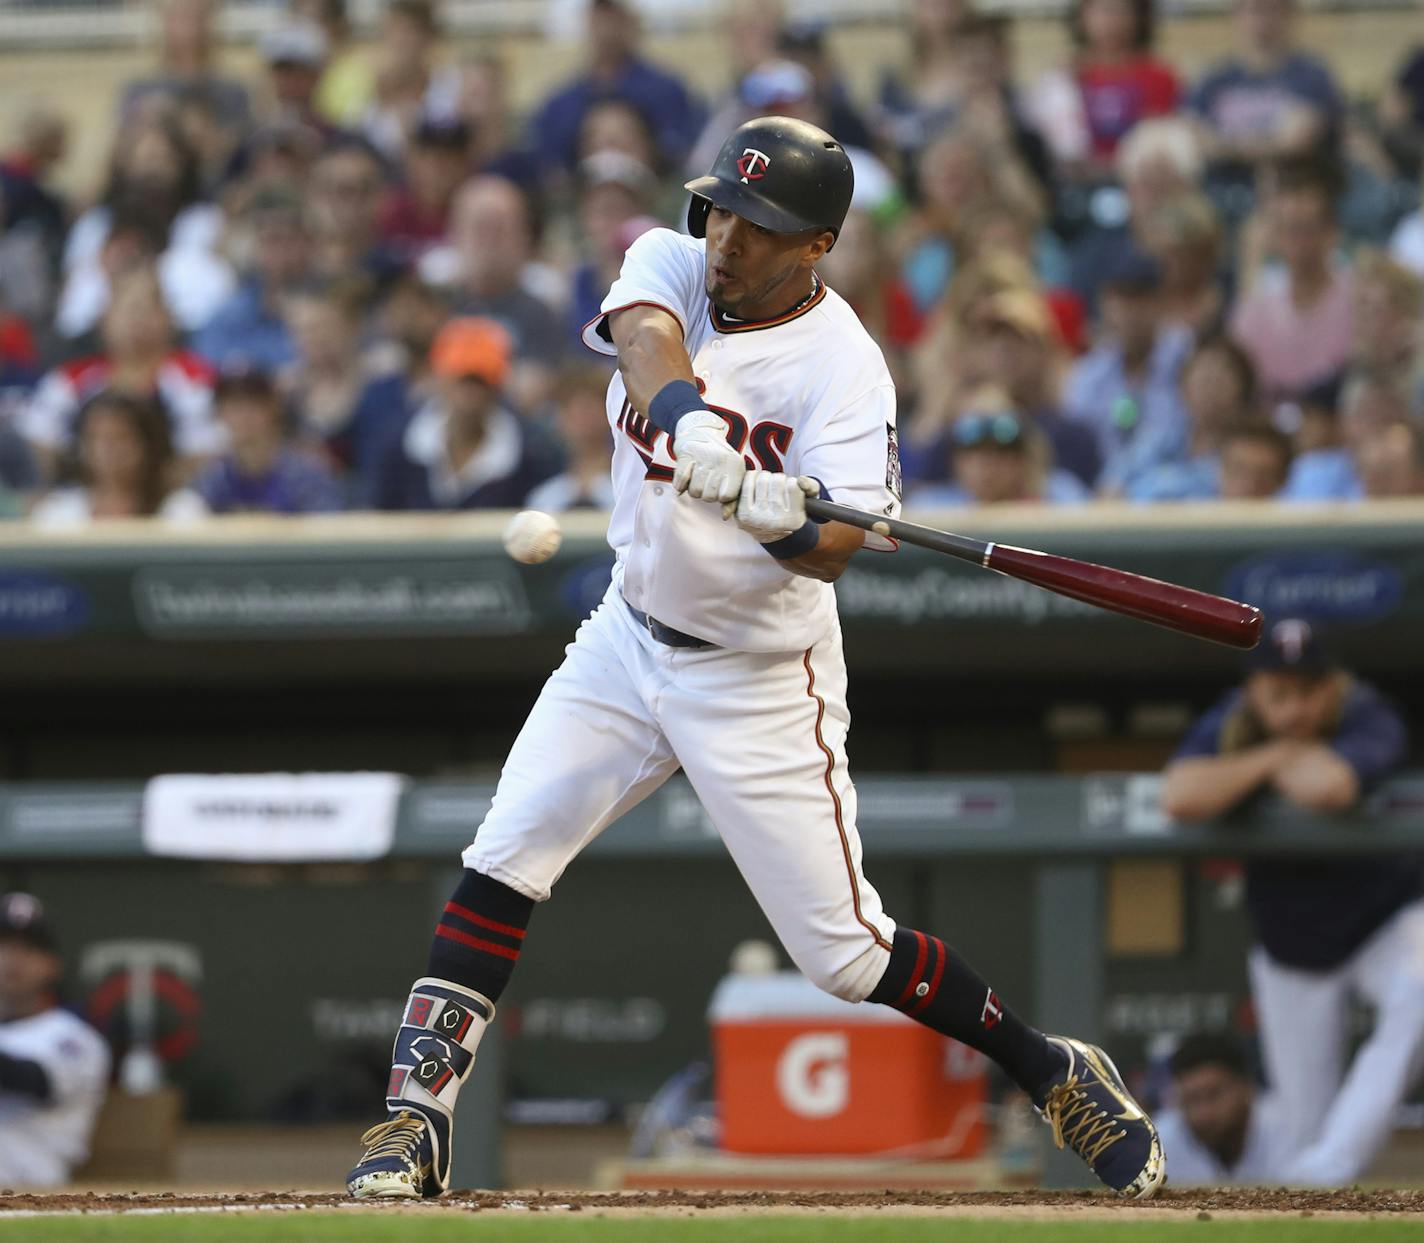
[0,1214,1416,1242]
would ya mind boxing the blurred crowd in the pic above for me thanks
[2,0,1424,524]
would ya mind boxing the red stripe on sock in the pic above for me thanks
[893,931,930,1009]
[444,901,526,941]
[435,923,520,960]
[907,936,949,1017]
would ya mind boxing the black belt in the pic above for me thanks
[622,596,718,649]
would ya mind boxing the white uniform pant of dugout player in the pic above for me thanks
[1250,899,1424,1185]
[463,585,896,1002]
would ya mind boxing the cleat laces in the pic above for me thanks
[357,1112,426,1166]
[1042,1077,1126,1167]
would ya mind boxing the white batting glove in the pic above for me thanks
[672,410,746,504]
[734,471,819,543]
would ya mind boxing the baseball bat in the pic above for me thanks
[804,497,1262,651]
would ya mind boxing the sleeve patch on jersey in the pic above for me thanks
[886,422,902,503]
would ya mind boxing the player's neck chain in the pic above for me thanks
[709,274,826,334]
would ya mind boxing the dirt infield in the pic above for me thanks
[1,1188,1421,1218]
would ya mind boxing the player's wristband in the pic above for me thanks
[763,520,821,560]
[805,477,834,523]
[648,380,708,436]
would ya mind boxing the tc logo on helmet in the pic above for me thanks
[737,148,771,182]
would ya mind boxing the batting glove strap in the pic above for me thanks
[648,379,708,435]
[763,520,821,560]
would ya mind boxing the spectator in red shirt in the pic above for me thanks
[379,116,474,265]
[19,266,221,481]
[1030,0,1180,181]
[1071,0,1181,168]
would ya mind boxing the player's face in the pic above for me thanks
[1174,1064,1253,1158]
[703,205,832,319]
[1246,670,1341,741]
[0,940,58,1013]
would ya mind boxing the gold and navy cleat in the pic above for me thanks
[1037,1036,1166,1199]
[346,1110,435,1199]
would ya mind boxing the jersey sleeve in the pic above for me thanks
[791,383,902,552]
[27,1022,110,1109]
[1330,687,1409,791]
[581,228,705,356]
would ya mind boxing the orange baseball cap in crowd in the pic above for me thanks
[430,317,512,388]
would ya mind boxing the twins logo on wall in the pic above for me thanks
[82,940,203,1093]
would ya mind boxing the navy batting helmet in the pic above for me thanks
[684,115,854,246]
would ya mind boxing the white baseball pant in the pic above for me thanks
[463,587,896,1003]
[1250,899,1424,1185]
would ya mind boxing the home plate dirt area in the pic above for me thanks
[1,1187,1422,1217]
[1,1188,1423,1243]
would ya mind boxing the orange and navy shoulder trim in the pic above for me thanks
[709,275,827,335]
[582,300,686,353]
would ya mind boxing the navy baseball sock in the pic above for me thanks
[868,927,1066,1099]
[425,869,535,1004]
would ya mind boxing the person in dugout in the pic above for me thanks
[1160,618,1424,1186]
[0,893,110,1187]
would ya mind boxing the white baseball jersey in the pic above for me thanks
[0,1007,110,1187]
[581,227,900,652]
[465,225,906,1008]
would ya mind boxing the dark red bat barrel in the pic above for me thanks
[986,544,1263,650]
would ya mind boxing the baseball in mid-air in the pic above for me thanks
[502,509,563,564]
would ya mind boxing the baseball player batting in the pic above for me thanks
[347,117,1165,1201]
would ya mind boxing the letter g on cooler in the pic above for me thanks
[775,1032,850,1118]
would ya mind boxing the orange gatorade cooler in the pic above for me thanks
[709,972,987,1156]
